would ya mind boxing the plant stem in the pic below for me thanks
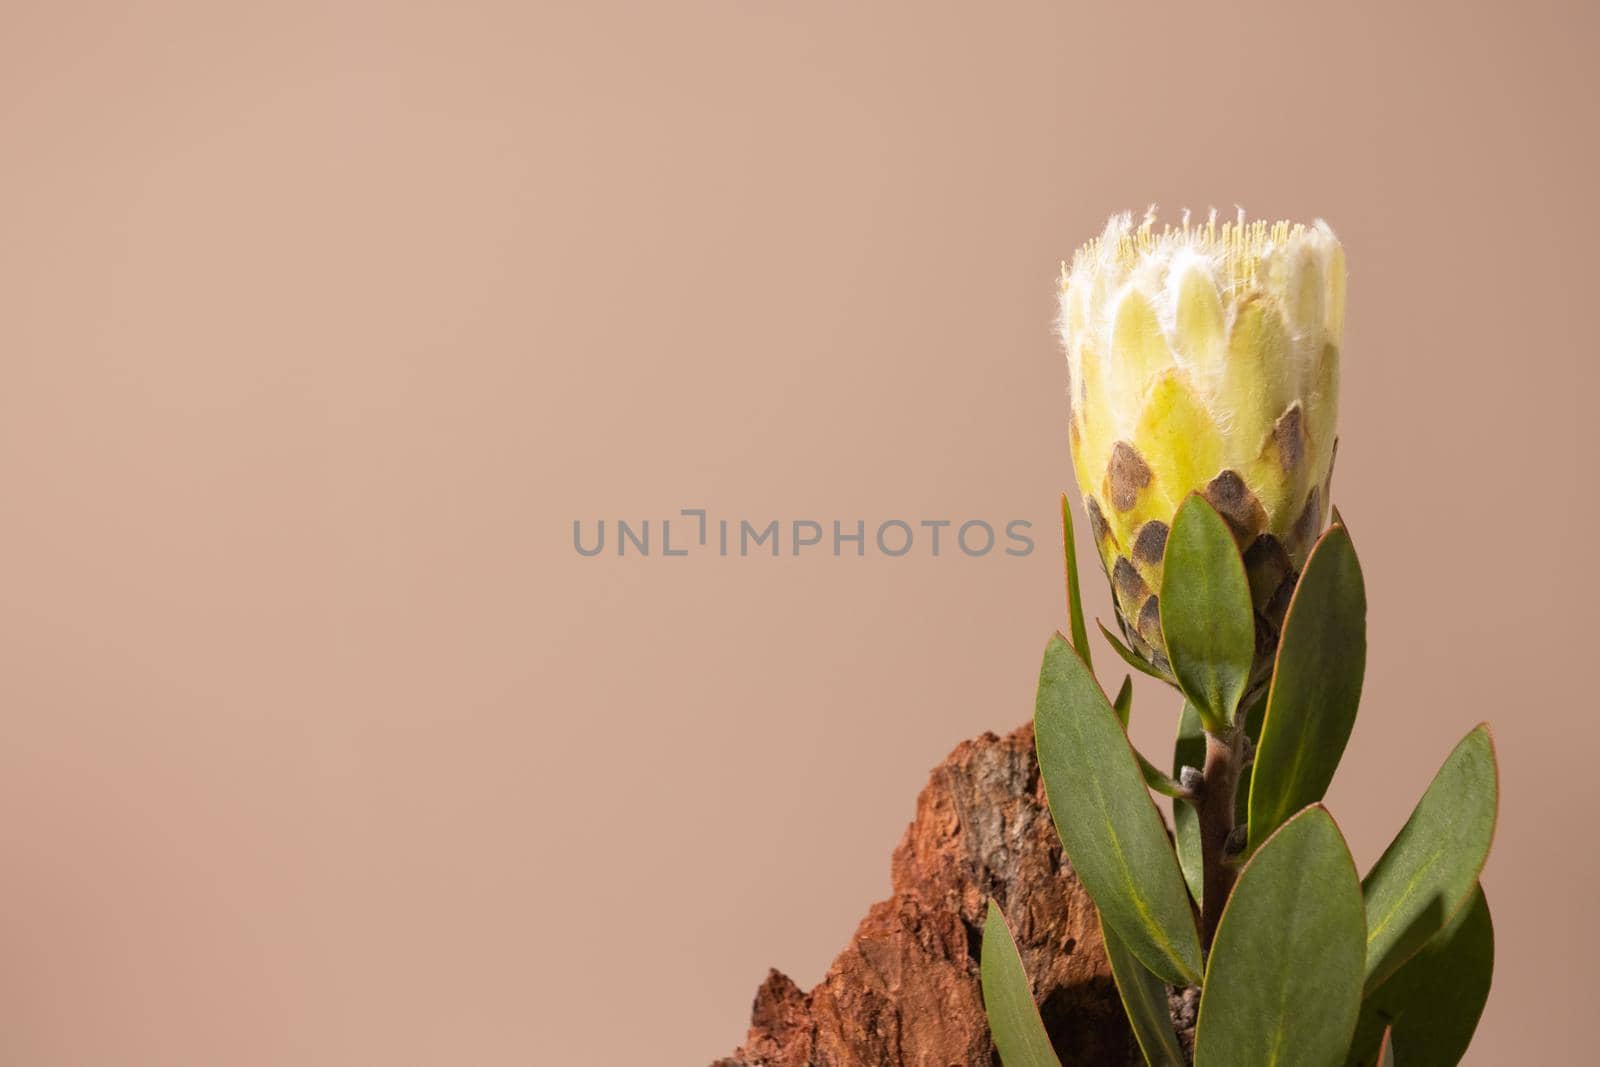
[1197,726,1245,951]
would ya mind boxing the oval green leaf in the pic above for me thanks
[981,900,1062,1067]
[1248,524,1367,852]
[1136,749,1188,800]
[1346,884,1493,1067]
[1101,915,1186,1067]
[1194,806,1365,1067]
[1362,725,1498,993]
[1099,618,1172,683]
[1171,702,1205,906]
[1062,493,1094,674]
[1113,674,1134,728]
[1161,495,1255,733]
[1233,687,1269,827]
[1117,676,1187,798]
[1034,634,1203,985]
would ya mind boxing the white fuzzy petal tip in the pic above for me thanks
[1058,207,1346,442]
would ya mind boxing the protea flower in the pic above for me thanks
[1059,209,1345,678]
[985,211,1495,1064]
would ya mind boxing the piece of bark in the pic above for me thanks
[714,724,1140,1066]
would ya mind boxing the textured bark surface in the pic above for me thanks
[714,724,1140,1066]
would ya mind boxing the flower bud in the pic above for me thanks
[1060,210,1344,676]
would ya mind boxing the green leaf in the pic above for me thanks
[1061,494,1094,674]
[1172,702,1205,906]
[1247,524,1367,852]
[1113,674,1134,728]
[1034,634,1203,985]
[1233,687,1269,827]
[1346,884,1493,1067]
[1115,675,1189,799]
[1136,750,1188,800]
[1101,915,1186,1067]
[1099,618,1171,683]
[1194,806,1366,1067]
[1160,495,1255,733]
[981,900,1063,1067]
[1362,725,1498,993]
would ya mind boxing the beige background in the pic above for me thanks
[1,1,1594,1063]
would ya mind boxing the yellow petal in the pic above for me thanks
[1173,262,1225,370]
[1247,403,1311,533]
[1303,341,1340,473]
[1324,243,1347,345]
[1286,246,1325,333]
[1071,338,1115,504]
[1219,295,1291,450]
[1132,369,1226,519]
[1111,287,1175,389]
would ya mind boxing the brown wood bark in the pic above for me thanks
[713,725,1141,1066]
